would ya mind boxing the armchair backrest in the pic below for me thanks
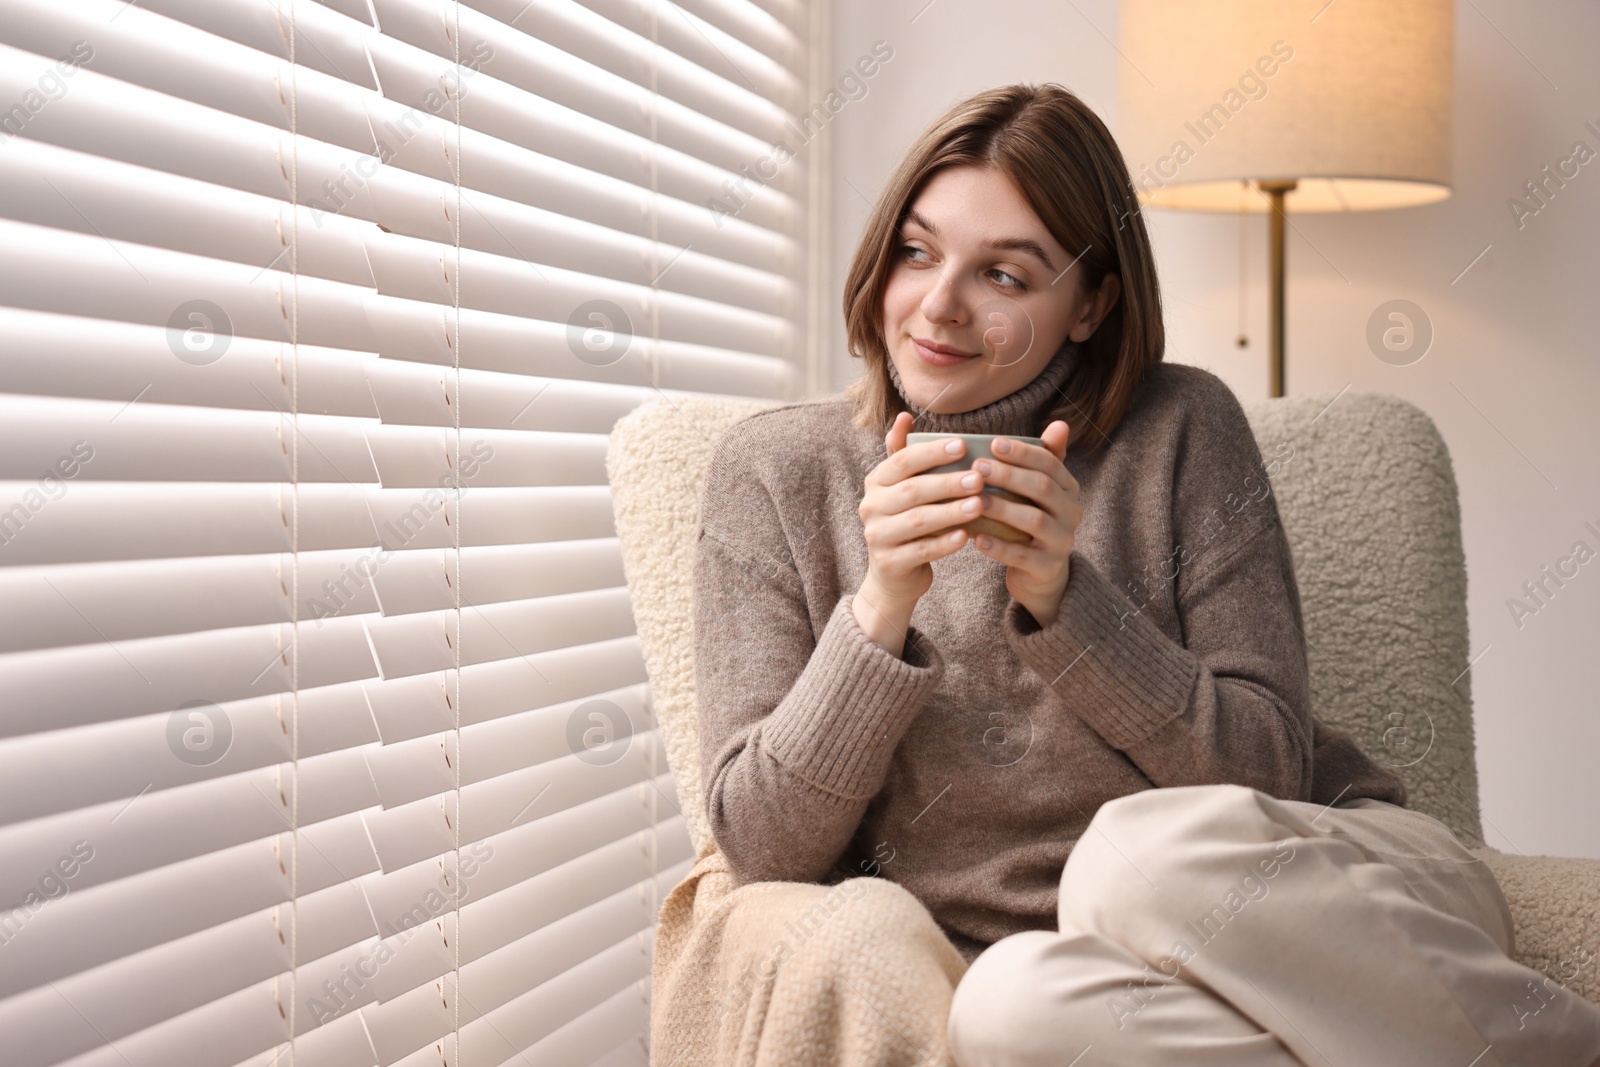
[606,389,1484,854]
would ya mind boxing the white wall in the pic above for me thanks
[822,0,1599,858]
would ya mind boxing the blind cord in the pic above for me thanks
[646,0,661,1033]
[451,1,463,1062]
[288,2,300,1064]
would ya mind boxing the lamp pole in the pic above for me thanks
[1257,179,1297,399]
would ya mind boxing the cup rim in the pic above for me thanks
[903,431,1047,445]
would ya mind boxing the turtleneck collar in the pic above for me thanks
[886,340,1078,438]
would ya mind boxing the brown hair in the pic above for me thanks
[842,83,1164,455]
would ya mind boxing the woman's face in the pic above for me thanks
[881,164,1120,414]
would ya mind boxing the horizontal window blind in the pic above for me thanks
[0,0,810,1064]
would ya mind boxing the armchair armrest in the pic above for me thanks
[1473,846,1600,1007]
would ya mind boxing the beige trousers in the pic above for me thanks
[947,784,1600,1066]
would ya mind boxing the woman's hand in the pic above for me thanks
[853,412,990,653]
[970,420,1081,628]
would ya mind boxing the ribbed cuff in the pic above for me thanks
[1005,551,1198,750]
[762,594,944,799]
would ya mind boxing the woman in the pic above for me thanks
[690,83,1600,1065]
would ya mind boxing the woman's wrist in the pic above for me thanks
[851,580,918,659]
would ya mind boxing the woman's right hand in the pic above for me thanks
[857,411,988,611]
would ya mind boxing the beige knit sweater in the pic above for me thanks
[692,348,1407,965]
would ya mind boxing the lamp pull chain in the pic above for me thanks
[1235,180,1249,349]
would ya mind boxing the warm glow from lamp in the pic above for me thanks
[1117,0,1454,215]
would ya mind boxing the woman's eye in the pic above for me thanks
[896,245,1024,291]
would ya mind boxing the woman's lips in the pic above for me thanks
[913,338,978,366]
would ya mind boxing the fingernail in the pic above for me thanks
[961,497,980,513]
[993,438,1012,454]
[974,459,992,475]
[960,472,979,488]
[944,438,963,455]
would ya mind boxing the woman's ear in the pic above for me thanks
[1069,272,1121,343]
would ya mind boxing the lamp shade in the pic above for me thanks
[1116,0,1454,212]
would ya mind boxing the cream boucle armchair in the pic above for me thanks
[607,387,1600,1065]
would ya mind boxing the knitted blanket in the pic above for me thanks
[650,835,968,1067]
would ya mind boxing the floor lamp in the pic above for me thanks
[1115,0,1454,397]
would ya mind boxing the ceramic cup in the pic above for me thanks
[904,431,1047,544]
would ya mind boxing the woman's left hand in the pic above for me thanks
[970,419,1081,628]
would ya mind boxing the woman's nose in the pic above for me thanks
[920,267,969,324]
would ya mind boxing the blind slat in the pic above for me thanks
[0,816,380,1014]
[36,980,289,1067]
[365,681,644,807]
[0,547,614,654]
[492,0,804,107]
[6,912,290,1066]
[450,926,654,1065]
[371,0,793,186]
[362,727,655,872]
[618,0,804,78]
[0,753,380,903]
[0,617,379,739]
[0,396,379,485]
[361,586,636,679]
[363,889,660,1062]
[0,481,618,565]
[362,21,806,224]
[136,0,380,91]
[525,985,653,1067]
[0,682,380,824]
[365,424,610,489]
[0,139,376,288]
[450,636,649,732]
[470,0,801,140]
[0,0,379,151]
[0,694,291,824]
[0,309,379,417]
[368,681,643,812]
[550,991,649,1067]
[0,41,287,202]
[360,230,793,357]
[0,219,378,353]
[3,846,289,1003]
